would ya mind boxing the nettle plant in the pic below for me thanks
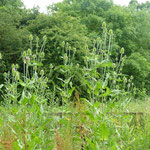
[1,35,49,107]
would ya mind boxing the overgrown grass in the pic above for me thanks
[0,24,149,149]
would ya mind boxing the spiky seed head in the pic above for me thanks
[109,29,113,35]
[15,71,20,81]
[29,34,33,41]
[121,48,125,54]
[66,42,69,46]
[27,49,32,55]
[73,48,76,54]
[34,66,37,71]
[0,53,2,59]
[40,70,44,76]
[41,52,45,58]
[123,77,127,83]
[76,64,79,68]
[93,40,96,44]
[93,48,96,52]
[62,41,65,47]
[64,54,68,63]
[38,77,42,82]
[3,72,7,78]
[16,64,19,69]
[102,22,106,29]
[130,75,134,80]
[84,56,88,62]
[50,64,53,69]
[22,51,26,57]
[12,64,15,69]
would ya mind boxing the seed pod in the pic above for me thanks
[41,52,45,58]
[121,48,125,54]
[15,71,20,81]
[27,49,32,55]
[64,54,68,63]
[102,22,106,29]
[16,64,19,69]
[34,66,37,71]
[130,75,134,80]
[12,64,15,69]
[22,51,26,58]
[3,72,7,78]
[123,77,127,83]
[50,64,53,69]
[62,41,65,47]
[109,29,113,35]
[40,70,44,76]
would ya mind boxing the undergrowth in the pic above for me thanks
[0,23,149,150]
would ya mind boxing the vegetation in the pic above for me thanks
[0,0,150,149]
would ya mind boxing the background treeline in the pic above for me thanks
[0,0,150,96]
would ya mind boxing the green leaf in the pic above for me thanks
[99,123,109,141]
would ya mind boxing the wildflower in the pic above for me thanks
[25,57,30,64]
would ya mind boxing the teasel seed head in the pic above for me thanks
[27,49,32,55]
[102,22,106,29]
[22,51,26,58]
[109,29,113,35]
[3,72,7,78]
[15,71,20,81]
[121,48,125,54]
[62,41,65,47]
[41,52,45,58]
[40,70,44,76]
[50,64,53,69]
[34,66,37,71]
[16,64,19,69]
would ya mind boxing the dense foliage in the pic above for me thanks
[0,0,150,149]
[0,0,149,96]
